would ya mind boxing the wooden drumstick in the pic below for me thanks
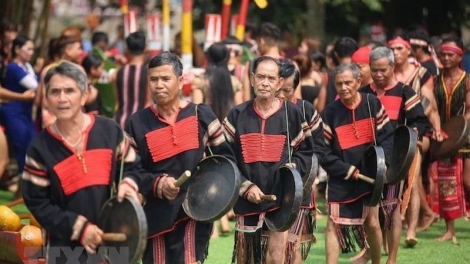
[175,170,192,187]
[356,174,375,184]
[102,233,127,242]
[260,195,277,201]
[6,198,24,208]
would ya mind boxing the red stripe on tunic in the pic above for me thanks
[53,149,112,196]
[335,118,374,150]
[145,116,199,162]
[379,96,402,121]
[240,133,285,163]
[24,167,47,177]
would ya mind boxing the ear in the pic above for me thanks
[276,77,285,92]
[250,72,255,87]
[178,75,184,90]
[81,85,90,106]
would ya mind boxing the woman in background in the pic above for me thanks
[0,35,38,183]
[191,42,242,236]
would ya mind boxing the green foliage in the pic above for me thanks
[327,0,386,11]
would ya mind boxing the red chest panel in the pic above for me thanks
[335,118,374,150]
[379,96,402,121]
[145,116,199,162]
[53,149,113,196]
[240,133,286,163]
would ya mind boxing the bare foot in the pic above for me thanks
[350,248,370,264]
[417,213,437,232]
[405,237,418,248]
[435,231,453,242]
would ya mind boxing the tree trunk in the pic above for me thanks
[306,0,325,40]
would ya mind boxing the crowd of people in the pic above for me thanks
[0,16,469,264]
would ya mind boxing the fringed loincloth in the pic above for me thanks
[329,200,370,253]
[232,214,265,264]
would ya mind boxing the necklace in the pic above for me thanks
[54,114,85,149]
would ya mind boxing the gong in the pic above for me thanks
[386,126,418,184]
[357,146,386,206]
[98,196,147,264]
[430,115,470,159]
[264,166,303,232]
[182,155,241,222]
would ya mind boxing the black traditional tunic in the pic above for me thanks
[359,82,430,229]
[22,115,142,263]
[292,97,328,208]
[287,98,326,263]
[223,99,314,216]
[321,93,394,252]
[359,82,430,139]
[224,99,313,264]
[126,103,235,264]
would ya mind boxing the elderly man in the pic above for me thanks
[276,59,329,263]
[224,56,313,264]
[22,61,142,263]
[320,63,394,264]
[357,47,430,264]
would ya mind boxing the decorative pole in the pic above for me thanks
[181,0,193,69]
[236,0,249,41]
[162,0,170,51]
[221,0,232,39]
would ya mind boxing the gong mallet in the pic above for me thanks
[260,195,277,201]
[356,174,376,184]
[175,170,192,187]
[6,198,24,208]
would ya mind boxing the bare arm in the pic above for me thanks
[315,73,328,113]
[192,40,206,68]
[420,77,446,142]
[0,87,35,101]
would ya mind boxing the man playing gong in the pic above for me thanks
[320,63,394,264]
[276,59,328,264]
[356,47,430,264]
[125,52,236,264]
[223,56,314,264]
[22,61,142,263]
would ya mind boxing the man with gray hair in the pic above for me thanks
[320,62,394,264]
[22,61,143,263]
[353,47,430,264]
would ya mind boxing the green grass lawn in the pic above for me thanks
[2,190,469,263]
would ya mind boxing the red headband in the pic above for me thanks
[387,37,411,48]
[440,44,463,56]
[351,46,371,65]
